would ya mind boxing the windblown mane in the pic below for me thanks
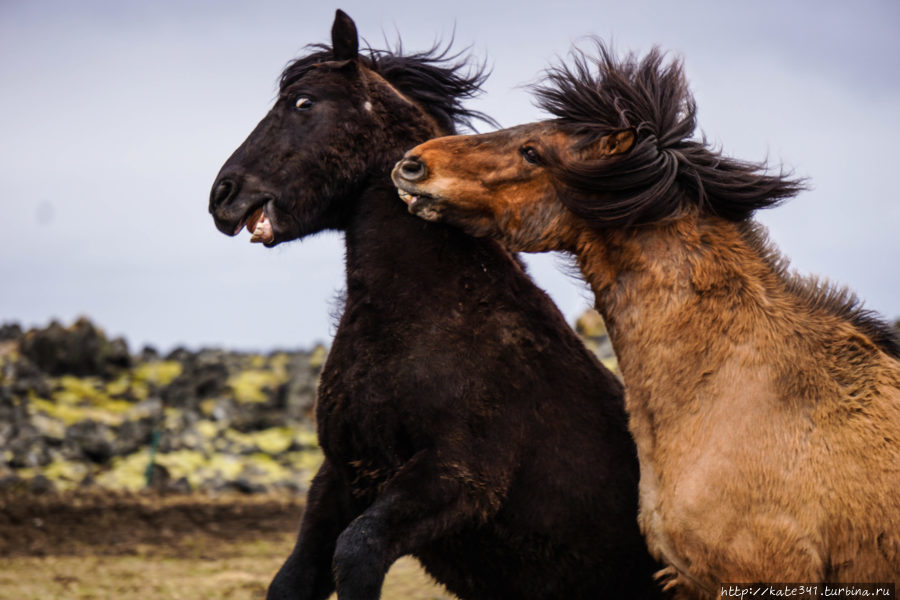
[533,41,807,227]
[280,41,495,134]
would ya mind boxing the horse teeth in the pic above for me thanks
[250,217,274,243]
[398,189,419,206]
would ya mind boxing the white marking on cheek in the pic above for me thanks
[364,101,373,112]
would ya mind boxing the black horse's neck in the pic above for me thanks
[341,177,503,314]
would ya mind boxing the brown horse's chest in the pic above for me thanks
[626,367,841,590]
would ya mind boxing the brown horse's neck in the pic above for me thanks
[571,214,788,404]
[571,210,899,443]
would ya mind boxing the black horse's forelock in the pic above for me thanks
[533,40,807,227]
[279,45,333,89]
[279,41,495,134]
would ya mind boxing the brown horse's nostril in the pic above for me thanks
[398,157,427,182]
[210,178,238,211]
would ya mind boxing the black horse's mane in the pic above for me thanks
[280,41,495,134]
[533,40,807,227]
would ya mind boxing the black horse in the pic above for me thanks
[210,10,663,600]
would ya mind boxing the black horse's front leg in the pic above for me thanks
[268,458,355,600]
[331,451,495,600]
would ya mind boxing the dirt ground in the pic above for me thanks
[0,491,456,600]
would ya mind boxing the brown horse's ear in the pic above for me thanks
[597,128,635,157]
[332,9,359,61]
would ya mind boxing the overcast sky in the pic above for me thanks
[1,0,897,352]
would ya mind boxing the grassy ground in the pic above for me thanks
[0,542,453,600]
[0,492,456,600]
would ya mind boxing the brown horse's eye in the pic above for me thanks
[520,146,541,165]
[294,96,314,111]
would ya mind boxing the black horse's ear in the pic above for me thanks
[332,9,359,61]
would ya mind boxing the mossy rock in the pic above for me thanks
[226,369,286,404]
[251,428,295,454]
[309,345,328,369]
[222,427,296,455]
[575,309,607,339]
[2,320,329,495]
[94,450,152,492]
[283,449,325,473]
[19,317,130,377]
[133,360,183,388]
[30,376,143,427]
[600,357,619,375]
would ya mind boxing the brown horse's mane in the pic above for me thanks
[280,42,495,135]
[741,222,900,358]
[533,40,806,227]
[535,41,898,358]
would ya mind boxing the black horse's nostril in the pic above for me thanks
[210,178,238,211]
[398,157,427,182]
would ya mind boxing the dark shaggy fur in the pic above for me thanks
[210,11,665,600]
[534,41,807,226]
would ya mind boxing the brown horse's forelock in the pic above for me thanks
[533,41,807,228]
[279,42,495,135]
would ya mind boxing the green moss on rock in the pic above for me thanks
[133,360,183,387]
[226,369,286,404]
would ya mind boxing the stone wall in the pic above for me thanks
[0,318,326,495]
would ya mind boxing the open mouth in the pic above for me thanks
[396,187,424,208]
[395,185,443,222]
[233,201,275,244]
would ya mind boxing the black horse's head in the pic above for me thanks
[209,9,490,246]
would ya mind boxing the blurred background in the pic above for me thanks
[0,2,897,597]
[2,0,898,352]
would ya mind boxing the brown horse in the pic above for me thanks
[393,42,900,596]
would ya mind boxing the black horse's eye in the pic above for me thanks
[294,96,314,111]
[520,145,541,165]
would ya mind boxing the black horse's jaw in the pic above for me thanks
[209,177,280,245]
[241,201,276,244]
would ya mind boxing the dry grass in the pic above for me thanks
[0,492,456,600]
[0,535,455,600]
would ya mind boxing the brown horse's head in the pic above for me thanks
[209,10,490,246]
[392,122,634,252]
[393,41,803,251]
